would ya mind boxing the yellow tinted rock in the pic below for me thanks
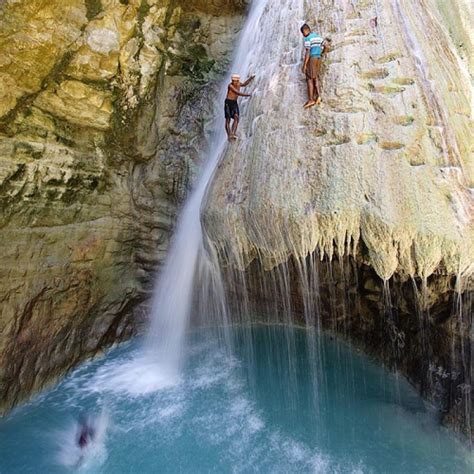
[66,3,137,81]
[34,80,112,130]
[0,0,87,117]
[0,0,246,416]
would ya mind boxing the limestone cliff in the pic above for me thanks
[0,0,245,411]
[201,0,473,437]
[0,0,472,440]
[204,0,473,283]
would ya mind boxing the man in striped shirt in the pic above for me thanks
[300,23,328,109]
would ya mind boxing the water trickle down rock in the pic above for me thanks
[202,0,473,438]
[203,0,473,284]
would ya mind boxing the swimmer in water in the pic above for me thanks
[77,415,95,449]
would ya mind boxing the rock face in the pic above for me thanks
[0,0,246,411]
[202,0,473,437]
[224,255,472,438]
[204,0,473,281]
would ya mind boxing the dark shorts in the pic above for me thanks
[224,99,239,120]
[306,56,322,80]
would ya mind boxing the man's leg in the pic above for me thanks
[307,78,314,102]
[231,114,239,139]
[225,118,232,140]
[304,78,316,108]
[315,76,322,104]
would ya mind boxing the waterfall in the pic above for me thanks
[144,0,303,379]
[140,0,472,440]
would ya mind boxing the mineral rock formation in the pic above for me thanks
[204,0,473,282]
[0,0,472,440]
[0,0,245,411]
[202,0,473,437]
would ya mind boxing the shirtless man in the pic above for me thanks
[224,73,255,141]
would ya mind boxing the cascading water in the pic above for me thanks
[1,1,473,471]
[144,0,305,378]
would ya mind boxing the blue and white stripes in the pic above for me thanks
[304,32,324,57]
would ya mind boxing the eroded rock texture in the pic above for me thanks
[204,0,473,280]
[202,0,473,437]
[0,0,246,411]
[223,255,472,438]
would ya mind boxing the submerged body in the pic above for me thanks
[77,419,95,449]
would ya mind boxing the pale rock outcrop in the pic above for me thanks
[202,0,473,438]
[34,80,114,129]
[203,0,473,284]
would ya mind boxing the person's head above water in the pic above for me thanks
[300,23,311,37]
[231,74,240,84]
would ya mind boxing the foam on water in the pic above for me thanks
[53,411,109,470]
[83,355,181,397]
[0,327,472,473]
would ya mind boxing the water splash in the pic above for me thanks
[54,410,109,469]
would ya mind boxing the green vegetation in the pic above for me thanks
[376,52,401,64]
[85,0,103,20]
[357,133,378,145]
[379,141,405,150]
[391,77,415,86]
[359,68,389,80]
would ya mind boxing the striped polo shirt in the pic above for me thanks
[304,32,324,58]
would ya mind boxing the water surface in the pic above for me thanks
[0,326,471,473]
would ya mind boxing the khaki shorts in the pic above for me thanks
[306,56,321,80]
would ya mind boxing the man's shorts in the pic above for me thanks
[306,56,322,80]
[224,99,239,120]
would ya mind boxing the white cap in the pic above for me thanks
[231,74,240,81]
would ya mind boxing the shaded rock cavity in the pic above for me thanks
[218,254,473,440]
[199,0,473,440]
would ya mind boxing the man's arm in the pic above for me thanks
[241,75,255,87]
[322,38,331,55]
[302,49,310,74]
[229,85,251,97]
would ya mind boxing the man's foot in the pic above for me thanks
[303,100,316,109]
[316,97,322,105]
[230,134,237,140]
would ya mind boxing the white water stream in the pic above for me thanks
[144,0,305,381]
